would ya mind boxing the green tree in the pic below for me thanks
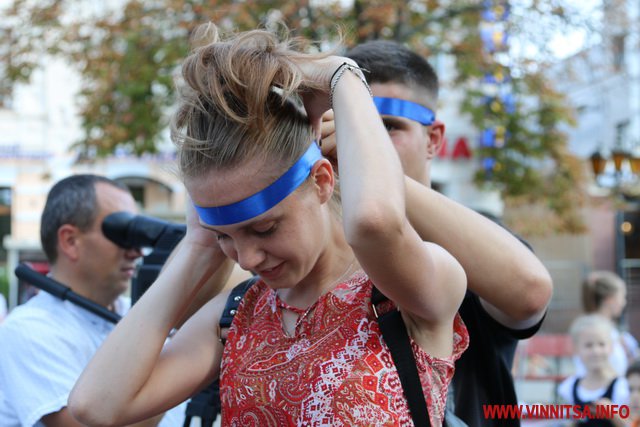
[0,0,596,234]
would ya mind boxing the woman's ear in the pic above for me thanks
[425,120,446,159]
[57,224,82,262]
[310,158,335,203]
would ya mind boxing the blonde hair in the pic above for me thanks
[568,313,615,345]
[582,270,626,313]
[171,23,329,181]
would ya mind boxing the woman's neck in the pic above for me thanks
[280,220,358,309]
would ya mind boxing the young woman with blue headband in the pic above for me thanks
[70,23,468,426]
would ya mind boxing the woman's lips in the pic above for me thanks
[258,263,284,280]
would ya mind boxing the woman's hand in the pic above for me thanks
[183,199,220,250]
[166,200,234,327]
[295,55,358,137]
[320,109,339,172]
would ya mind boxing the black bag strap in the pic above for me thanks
[372,286,431,427]
[220,276,259,328]
[219,276,259,345]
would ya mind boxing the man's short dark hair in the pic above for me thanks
[40,174,129,263]
[346,40,439,102]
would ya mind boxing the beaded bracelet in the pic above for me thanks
[329,62,373,107]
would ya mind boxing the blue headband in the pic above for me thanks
[194,142,323,226]
[373,97,435,126]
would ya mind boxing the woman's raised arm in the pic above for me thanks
[69,204,232,426]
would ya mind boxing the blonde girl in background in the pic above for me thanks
[579,271,639,376]
[558,314,629,426]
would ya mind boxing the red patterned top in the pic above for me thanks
[220,272,468,426]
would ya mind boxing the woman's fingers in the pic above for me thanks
[296,56,355,126]
[184,198,219,248]
[320,110,338,172]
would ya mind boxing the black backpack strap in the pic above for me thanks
[219,276,259,344]
[370,285,388,306]
[572,377,584,405]
[372,287,431,427]
[602,377,618,400]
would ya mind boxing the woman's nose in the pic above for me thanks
[236,241,265,271]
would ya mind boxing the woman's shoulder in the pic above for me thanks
[332,271,371,301]
[240,278,270,304]
[231,279,275,323]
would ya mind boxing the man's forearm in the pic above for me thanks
[404,176,552,323]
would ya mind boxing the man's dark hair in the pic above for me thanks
[40,174,130,263]
[346,40,439,101]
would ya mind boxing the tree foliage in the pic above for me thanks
[0,0,596,234]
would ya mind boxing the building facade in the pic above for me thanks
[551,0,640,335]
[0,58,188,309]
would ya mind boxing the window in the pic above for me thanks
[114,176,173,214]
[615,120,629,147]
[128,185,145,207]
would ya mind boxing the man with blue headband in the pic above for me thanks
[340,40,553,427]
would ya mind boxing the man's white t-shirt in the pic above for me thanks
[0,291,186,426]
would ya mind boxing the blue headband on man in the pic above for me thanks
[194,142,323,226]
[373,97,435,126]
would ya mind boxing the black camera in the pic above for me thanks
[102,212,186,304]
